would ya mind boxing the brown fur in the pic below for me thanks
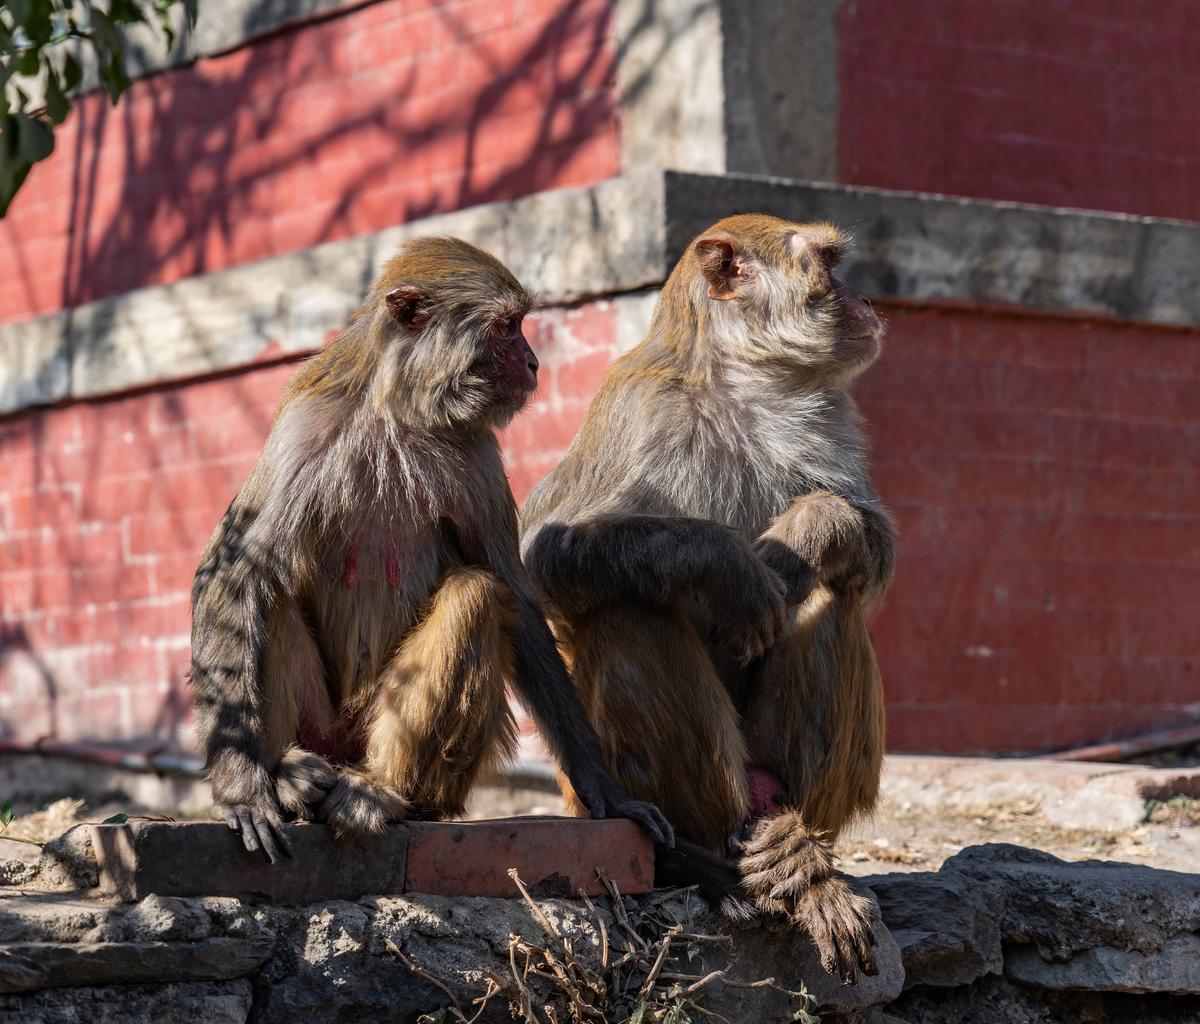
[191,236,673,864]
[521,214,895,980]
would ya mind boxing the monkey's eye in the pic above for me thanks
[501,314,523,335]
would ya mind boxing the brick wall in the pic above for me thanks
[0,302,619,749]
[0,0,617,324]
[838,0,1200,220]
[3,296,1195,754]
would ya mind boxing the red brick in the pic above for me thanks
[0,0,620,322]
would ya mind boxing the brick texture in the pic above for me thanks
[2,299,1196,755]
[838,0,1200,220]
[0,0,618,324]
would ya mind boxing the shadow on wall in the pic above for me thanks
[7,0,642,315]
[2,0,704,755]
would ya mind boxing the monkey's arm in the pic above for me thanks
[523,513,787,661]
[191,502,292,863]
[463,501,675,846]
[755,492,895,607]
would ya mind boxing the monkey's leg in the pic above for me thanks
[320,568,518,836]
[561,605,748,855]
[738,586,885,982]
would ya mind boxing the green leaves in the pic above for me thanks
[0,0,196,215]
[100,812,129,824]
[0,800,13,828]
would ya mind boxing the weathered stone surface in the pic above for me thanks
[10,171,1200,416]
[1005,933,1200,995]
[0,312,71,415]
[944,844,1200,971]
[864,870,1002,988]
[94,817,652,903]
[0,979,253,1024]
[0,892,273,992]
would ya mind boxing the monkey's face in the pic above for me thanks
[690,214,884,380]
[373,237,538,428]
[471,310,540,424]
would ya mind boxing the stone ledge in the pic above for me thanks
[5,170,1200,416]
[92,817,652,903]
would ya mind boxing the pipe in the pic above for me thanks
[1044,723,1200,763]
[0,737,204,776]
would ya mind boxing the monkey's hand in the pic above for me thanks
[217,798,293,865]
[576,774,675,848]
[753,537,819,607]
[709,559,788,663]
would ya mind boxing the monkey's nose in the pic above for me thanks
[527,353,540,374]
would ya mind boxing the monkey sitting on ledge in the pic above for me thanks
[190,236,673,864]
[521,215,895,982]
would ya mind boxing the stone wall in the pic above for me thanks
[3,831,1199,1023]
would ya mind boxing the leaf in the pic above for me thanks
[16,112,53,162]
[108,0,147,27]
[182,0,197,29]
[0,800,13,827]
[13,47,39,76]
[101,813,129,825]
[44,67,69,124]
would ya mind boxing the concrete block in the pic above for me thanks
[0,313,71,415]
[93,816,652,903]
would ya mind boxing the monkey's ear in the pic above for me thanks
[385,285,431,329]
[694,233,747,301]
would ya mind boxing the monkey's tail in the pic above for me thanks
[654,840,756,921]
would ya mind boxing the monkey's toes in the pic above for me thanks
[319,773,410,838]
[793,877,877,985]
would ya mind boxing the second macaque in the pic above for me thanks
[191,236,673,863]
[521,215,895,981]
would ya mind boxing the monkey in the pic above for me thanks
[520,214,894,982]
[190,236,673,865]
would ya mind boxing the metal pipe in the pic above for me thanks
[1044,723,1200,763]
[0,737,203,775]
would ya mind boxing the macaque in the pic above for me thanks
[191,236,672,864]
[521,215,894,981]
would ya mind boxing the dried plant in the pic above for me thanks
[387,869,820,1024]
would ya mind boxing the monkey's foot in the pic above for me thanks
[319,772,411,837]
[274,745,337,820]
[740,813,877,984]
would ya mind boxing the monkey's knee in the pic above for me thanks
[274,745,337,820]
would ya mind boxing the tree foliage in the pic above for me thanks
[0,0,195,215]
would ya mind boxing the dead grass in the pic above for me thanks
[389,869,820,1024]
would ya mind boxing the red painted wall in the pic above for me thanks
[838,0,1200,220]
[3,300,1195,754]
[0,0,618,324]
[0,303,618,749]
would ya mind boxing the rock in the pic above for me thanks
[0,979,252,1024]
[864,870,1002,988]
[942,844,1200,969]
[0,892,274,993]
[1005,933,1200,995]
[32,826,98,891]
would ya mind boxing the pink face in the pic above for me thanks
[833,280,882,341]
[492,313,539,395]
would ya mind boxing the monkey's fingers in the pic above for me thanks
[616,799,675,848]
